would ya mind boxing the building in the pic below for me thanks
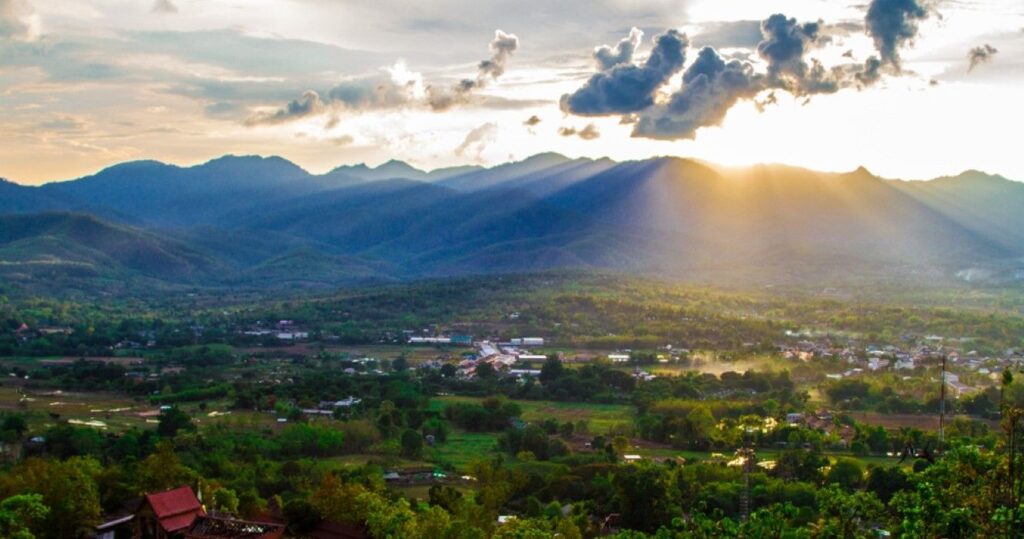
[135,486,204,538]
[98,486,288,539]
[510,337,544,346]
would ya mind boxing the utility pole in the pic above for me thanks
[939,354,947,451]
[739,426,755,523]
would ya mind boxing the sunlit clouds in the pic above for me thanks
[0,0,1022,184]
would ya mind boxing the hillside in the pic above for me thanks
[1,155,1023,291]
[0,213,223,292]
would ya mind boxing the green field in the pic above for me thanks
[430,395,634,434]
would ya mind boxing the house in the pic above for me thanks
[100,487,290,539]
[135,486,204,538]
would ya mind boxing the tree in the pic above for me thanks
[814,486,883,539]
[866,466,909,503]
[0,457,102,539]
[157,407,195,438]
[0,494,49,539]
[401,429,423,459]
[213,488,240,515]
[283,498,321,534]
[826,458,866,490]
[539,356,565,384]
[135,443,197,493]
[613,464,673,533]
[392,355,409,373]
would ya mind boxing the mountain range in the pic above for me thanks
[1,153,1022,292]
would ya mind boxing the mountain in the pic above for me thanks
[1,155,1022,291]
[0,213,223,291]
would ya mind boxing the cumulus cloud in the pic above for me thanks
[0,0,40,41]
[634,47,763,140]
[594,27,643,69]
[558,123,600,140]
[562,5,936,141]
[246,32,518,127]
[455,122,498,160]
[523,115,541,126]
[328,61,426,110]
[560,29,688,115]
[967,44,998,72]
[152,0,178,14]
[428,29,519,111]
[864,0,928,69]
[757,14,840,95]
[245,90,325,126]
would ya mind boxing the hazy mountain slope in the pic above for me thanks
[1,154,1022,289]
[0,213,222,282]
[35,156,336,227]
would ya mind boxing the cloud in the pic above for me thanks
[757,14,839,95]
[594,27,643,70]
[558,123,600,140]
[523,115,541,126]
[0,0,39,41]
[455,122,497,159]
[328,61,425,110]
[560,29,688,115]
[864,0,928,68]
[563,7,930,141]
[428,29,519,111]
[967,44,998,72]
[204,101,242,119]
[39,116,85,131]
[152,0,178,14]
[245,90,325,126]
[691,20,763,49]
[633,47,763,140]
[330,134,355,147]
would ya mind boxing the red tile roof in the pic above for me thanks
[145,486,204,532]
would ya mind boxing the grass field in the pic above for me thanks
[428,432,500,471]
[430,395,634,435]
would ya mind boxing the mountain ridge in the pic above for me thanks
[1,154,1022,292]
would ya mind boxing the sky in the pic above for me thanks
[1,0,1022,185]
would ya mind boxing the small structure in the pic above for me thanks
[135,486,204,538]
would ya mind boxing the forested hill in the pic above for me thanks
[1,155,1022,291]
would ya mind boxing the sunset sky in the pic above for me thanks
[1,0,1022,184]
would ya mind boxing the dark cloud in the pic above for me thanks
[560,29,688,115]
[967,44,998,72]
[523,115,541,126]
[558,123,600,140]
[152,0,178,14]
[758,14,833,93]
[245,90,325,126]
[864,0,928,68]
[594,27,643,69]
[429,29,519,111]
[633,47,763,140]
[562,7,927,141]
